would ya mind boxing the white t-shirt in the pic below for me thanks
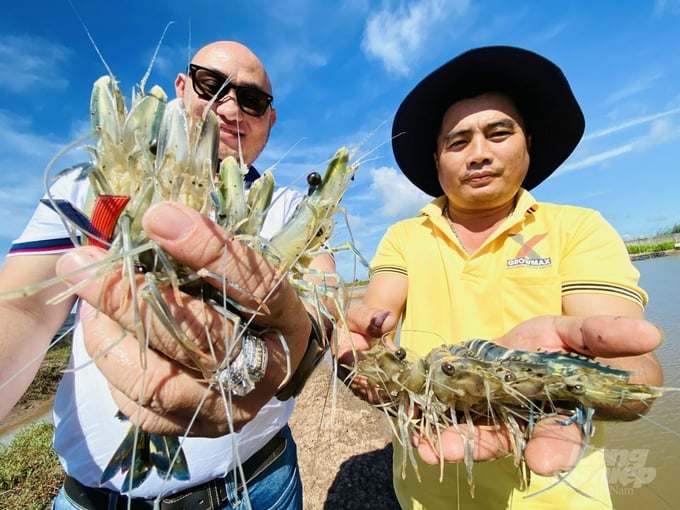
[11,169,302,497]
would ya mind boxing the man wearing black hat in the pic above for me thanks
[343,46,663,508]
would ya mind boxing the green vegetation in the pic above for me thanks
[625,222,680,255]
[349,279,369,287]
[661,223,680,235]
[0,334,70,508]
[627,241,676,255]
[16,336,71,406]
[0,421,62,509]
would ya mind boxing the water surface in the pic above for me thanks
[604,254,680,509]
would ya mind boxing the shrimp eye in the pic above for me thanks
[306,172,322,194]
[442,362,456,376]
[395,348,407,361]
[307,172,322,186]
[568,384,585,395]
[504,372,515,382]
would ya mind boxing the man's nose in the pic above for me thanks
[468,136,492,166]
[214,90,242,121]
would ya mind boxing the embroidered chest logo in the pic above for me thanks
[506,233,552,268]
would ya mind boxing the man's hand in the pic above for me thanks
[417,315,663,474]
[337,304,397,403]
[413,414,585,477]
[497,315,664,359]
[344,310,664,475]
[56,201,312,437]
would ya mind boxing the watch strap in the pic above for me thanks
[276,313,327,400]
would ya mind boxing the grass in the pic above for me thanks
[0,421,62,509]
[16,336,71,407]
[0,334,71,509]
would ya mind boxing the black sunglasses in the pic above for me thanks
[188,63,273,117]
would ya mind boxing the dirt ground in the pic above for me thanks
[288,361,400,510]
[285,286,401,509]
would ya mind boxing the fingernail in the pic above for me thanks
[56,248,103,280]
[145,203,195,241]
[370,311,390,329]
[655,324,666,345]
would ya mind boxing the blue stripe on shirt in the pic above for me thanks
[9,237,76,255]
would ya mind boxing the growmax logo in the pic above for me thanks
[506,233,552,268]
[507,257,552,267]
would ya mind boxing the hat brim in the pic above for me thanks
[391,46,585,197]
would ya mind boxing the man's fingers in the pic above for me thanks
[57,247,229,369]
[345,374,388,404]
[80,302,205,413]
[141,202,227,271]
[414,417,584,478]
[142,202,277,309]
[500,315,664,358]
[347,304,396,339]
[109,386,235,438]
[415,425,513,465]
[524,416,583,477]
[564,315,664,357]
[80,302,239,436]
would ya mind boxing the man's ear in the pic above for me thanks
[174,73,187,101]
[269,107,277,130]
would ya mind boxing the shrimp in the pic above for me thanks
[350,337,675,499]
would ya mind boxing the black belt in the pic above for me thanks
[63,430,287,510]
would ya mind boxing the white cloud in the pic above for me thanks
[0,110,89,242]
[605,73,663,106]
[585,107,680,140]
[369,165,431,217]
[552,106,680,176]
[361,0,470,76]
[345,211,367,233]
[653,0,680,16]
[635,117,680,149]
[0,34,72,93]
[0,110,74,165]
[265,43,329,98]
[557,145,633,175]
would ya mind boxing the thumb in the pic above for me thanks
[141,201,228,271]
[347,304,396,339]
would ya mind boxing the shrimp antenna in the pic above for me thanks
[67,0,115,79]
[266,138,308,174]
[138,21,175,94]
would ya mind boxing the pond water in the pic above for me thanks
[603,254,680,509]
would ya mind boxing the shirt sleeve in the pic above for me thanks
[559,208,647,307]
[370,222,408,278]
[8,172,90,256]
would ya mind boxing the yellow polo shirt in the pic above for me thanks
[371,189,646,509]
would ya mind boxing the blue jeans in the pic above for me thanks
[53,426,303,510]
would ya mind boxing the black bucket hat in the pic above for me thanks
[391,46,585,197]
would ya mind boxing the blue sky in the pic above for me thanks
[1,1,680,282]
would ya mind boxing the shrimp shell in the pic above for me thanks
[351,338,666,494]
